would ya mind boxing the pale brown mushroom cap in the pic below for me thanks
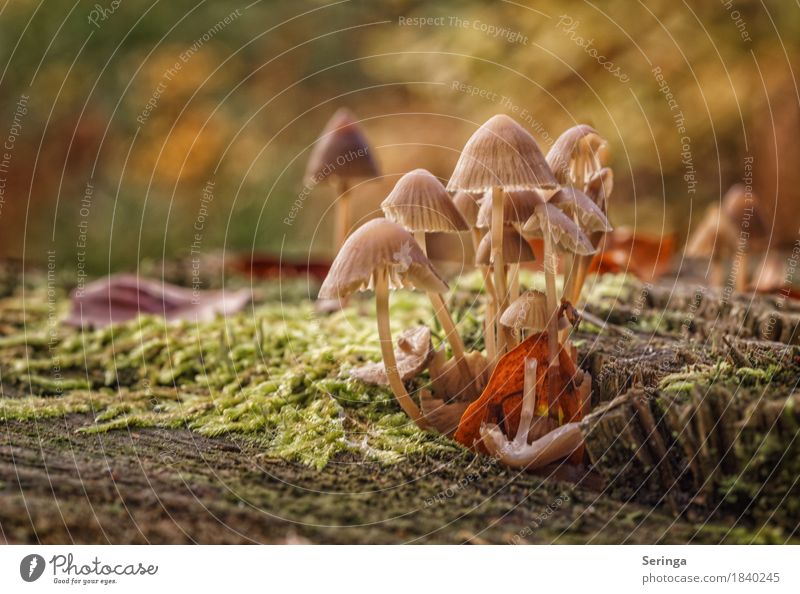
[686,205,737,260]
[475,189,545,229]
[318,218,449,299]
[721,183,766,240]
[499,290,569,332]
[381,169,469,232]
[475,226,535,265]
[446,114,557,193]
[452,191,481,227]
[305,108,380,184]
[550,187,612,234]
[425,231,475,267]
[546,124,607,185]
[585,167,614,210]
[522,202,595,255]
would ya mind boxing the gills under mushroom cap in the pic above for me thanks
[452,191,481,227]
[522,202,595,255]
[381,169,468,232]
[475,226,535,265]
[305,108,380,184]
[447,114,557,193]
[318,218,448,299]
[549,187,612,234]
[475,189,545,229]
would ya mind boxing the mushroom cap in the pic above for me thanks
[305,108,380,184]
[722,183,766,239]
[550,187,612,234]
[318,218,448,299]
[475,226,536,265]
[425,231,475,266]
[546,124,607,185]
[446,114,557,193]
[452,190,481,227]
[585,167,614,210]
[475,189,545,229]
[499,290,570,332]
[522,202,595,255]
[381,169,469,232]
[686,205,737,259]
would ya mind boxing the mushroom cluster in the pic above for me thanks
[311,112,614,471]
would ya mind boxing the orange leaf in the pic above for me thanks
[454,333,582,452]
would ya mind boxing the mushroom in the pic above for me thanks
[546,124,608,189]
[381,169,469,249]
[547,126,611,304]
[522,202,594,416]
[452,190,483,254]
[447,114,557,359]
[499,290,571,340]
[475,227,536,353]
[686,184,766,291]
[318,218,447,426]
[381,169,474,388]
[305,108,380,249]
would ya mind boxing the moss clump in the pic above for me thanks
[0,285,463,470]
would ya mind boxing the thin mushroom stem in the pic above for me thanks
[516,358,538,445]
[428,292,474,391]
[491,186,508,356]
[414,230,427,255]
[375,268,424,425]
[509,262,520,302]
[334,179,351,249]
[415,231,474,386]
[481,266,497,362]
[734,251,749,293]
[542,220,561,420]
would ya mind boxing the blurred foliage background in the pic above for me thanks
[0,0,798,274]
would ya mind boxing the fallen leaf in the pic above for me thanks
[350,326,433,385]
[65,274,250,328]
[588,227,675,281]
[453,332,583,452]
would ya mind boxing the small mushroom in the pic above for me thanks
[546,124,608,188]
[548,126,612,305]
[318,218,447,425]
[447,114,557,359]
[381,169,474,388]
[686,184,766,291]
[499,290,571,338]
[381,169,468,243]
[350,326,433,386]
[305,108,380,249]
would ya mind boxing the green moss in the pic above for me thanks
[0,288,461,470]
